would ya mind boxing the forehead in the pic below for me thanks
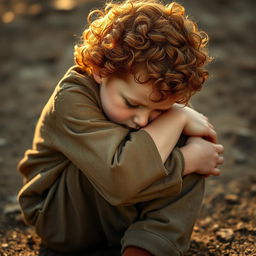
[123,73,175,109]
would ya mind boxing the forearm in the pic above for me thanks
[120,146,185,205]
[142,109,187,163]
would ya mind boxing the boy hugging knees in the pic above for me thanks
[17,0,224,255]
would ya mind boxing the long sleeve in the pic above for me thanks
[51,82,184,206]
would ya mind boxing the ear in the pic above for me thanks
[92,71,102,84]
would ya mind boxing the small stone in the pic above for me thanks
[212,224,219,231]
[224,194,239,204]
[3,203,21,215]
[201,217,212,227]
[7,195,18,204]
[251,185,256,195]
[216,228,234,242]
[233,148,248,164]
[235,222,244,230]
[15,213,24,223]
[0,138,7,147]
[194,226,200,232]
[1,243,8,248]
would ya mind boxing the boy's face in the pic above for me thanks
[94,73,176,129]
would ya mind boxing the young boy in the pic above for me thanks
[17,0,224,255]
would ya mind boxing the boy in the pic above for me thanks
[17,0,224,255]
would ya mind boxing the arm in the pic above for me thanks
[52,84,184,205]
[180,136,224,176]
[142,104,217,163]
[142,108,186,163]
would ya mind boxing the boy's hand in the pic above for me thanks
[171,105,217,143]
[180,137,224,177]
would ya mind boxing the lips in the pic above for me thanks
[123,124,139,130]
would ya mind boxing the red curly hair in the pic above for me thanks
[74,0,211,104]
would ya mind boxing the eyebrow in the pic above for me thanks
[126,96,171,111]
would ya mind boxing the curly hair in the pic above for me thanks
[74,0,211,104]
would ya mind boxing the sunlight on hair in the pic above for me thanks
[74,0,211,104]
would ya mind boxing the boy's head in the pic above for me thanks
[94,72,178,129]
[74,0,211,127]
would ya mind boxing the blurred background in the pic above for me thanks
[0,0,255,255]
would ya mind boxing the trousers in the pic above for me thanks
[20,164,204,256]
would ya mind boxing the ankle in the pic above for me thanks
[123,246,153,256]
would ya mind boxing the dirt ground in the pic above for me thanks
[0,0,255,255]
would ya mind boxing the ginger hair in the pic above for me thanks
[74,0,211,104]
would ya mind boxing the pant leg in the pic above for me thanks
[121,174,205,256]
[24,163,138,253]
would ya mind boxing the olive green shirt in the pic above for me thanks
[18,66,185,224]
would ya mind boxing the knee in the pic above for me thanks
[182,173,205,196]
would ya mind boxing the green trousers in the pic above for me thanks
[22,165,204,256]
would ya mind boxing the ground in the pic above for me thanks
[0,0,255,255]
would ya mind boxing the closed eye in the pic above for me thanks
[124,98,139,108]
[156,109,167,113]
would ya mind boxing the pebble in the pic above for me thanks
[7,195,18,204]
[216,228,234,242]
[235,222,244,230]
[250,184,256,195]
[3,203,21,215]
[224,194,240,204]
[193,226,200,232]
[200,217,212,227]
[233,148,248,164]
[0,138,7,147]
[212,224,219,231]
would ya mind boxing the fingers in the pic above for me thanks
[203,168,221,178]
[211,129,217,143]
[204,155,224,178]
[215,145,224,167]
[206,128,217,143]
[217,156,224,165]
[209,123,215,130]
[214,144,224,154]
[210,168,221,176]
[204,116,217,143]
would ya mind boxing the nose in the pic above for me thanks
[133,110,149,128]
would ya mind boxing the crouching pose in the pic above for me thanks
[17,1,224,255]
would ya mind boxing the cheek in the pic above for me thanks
[107,108,131,123]
[101,93,132,123]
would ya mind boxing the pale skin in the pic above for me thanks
[93,71,224,177]
[143,105,224,176]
